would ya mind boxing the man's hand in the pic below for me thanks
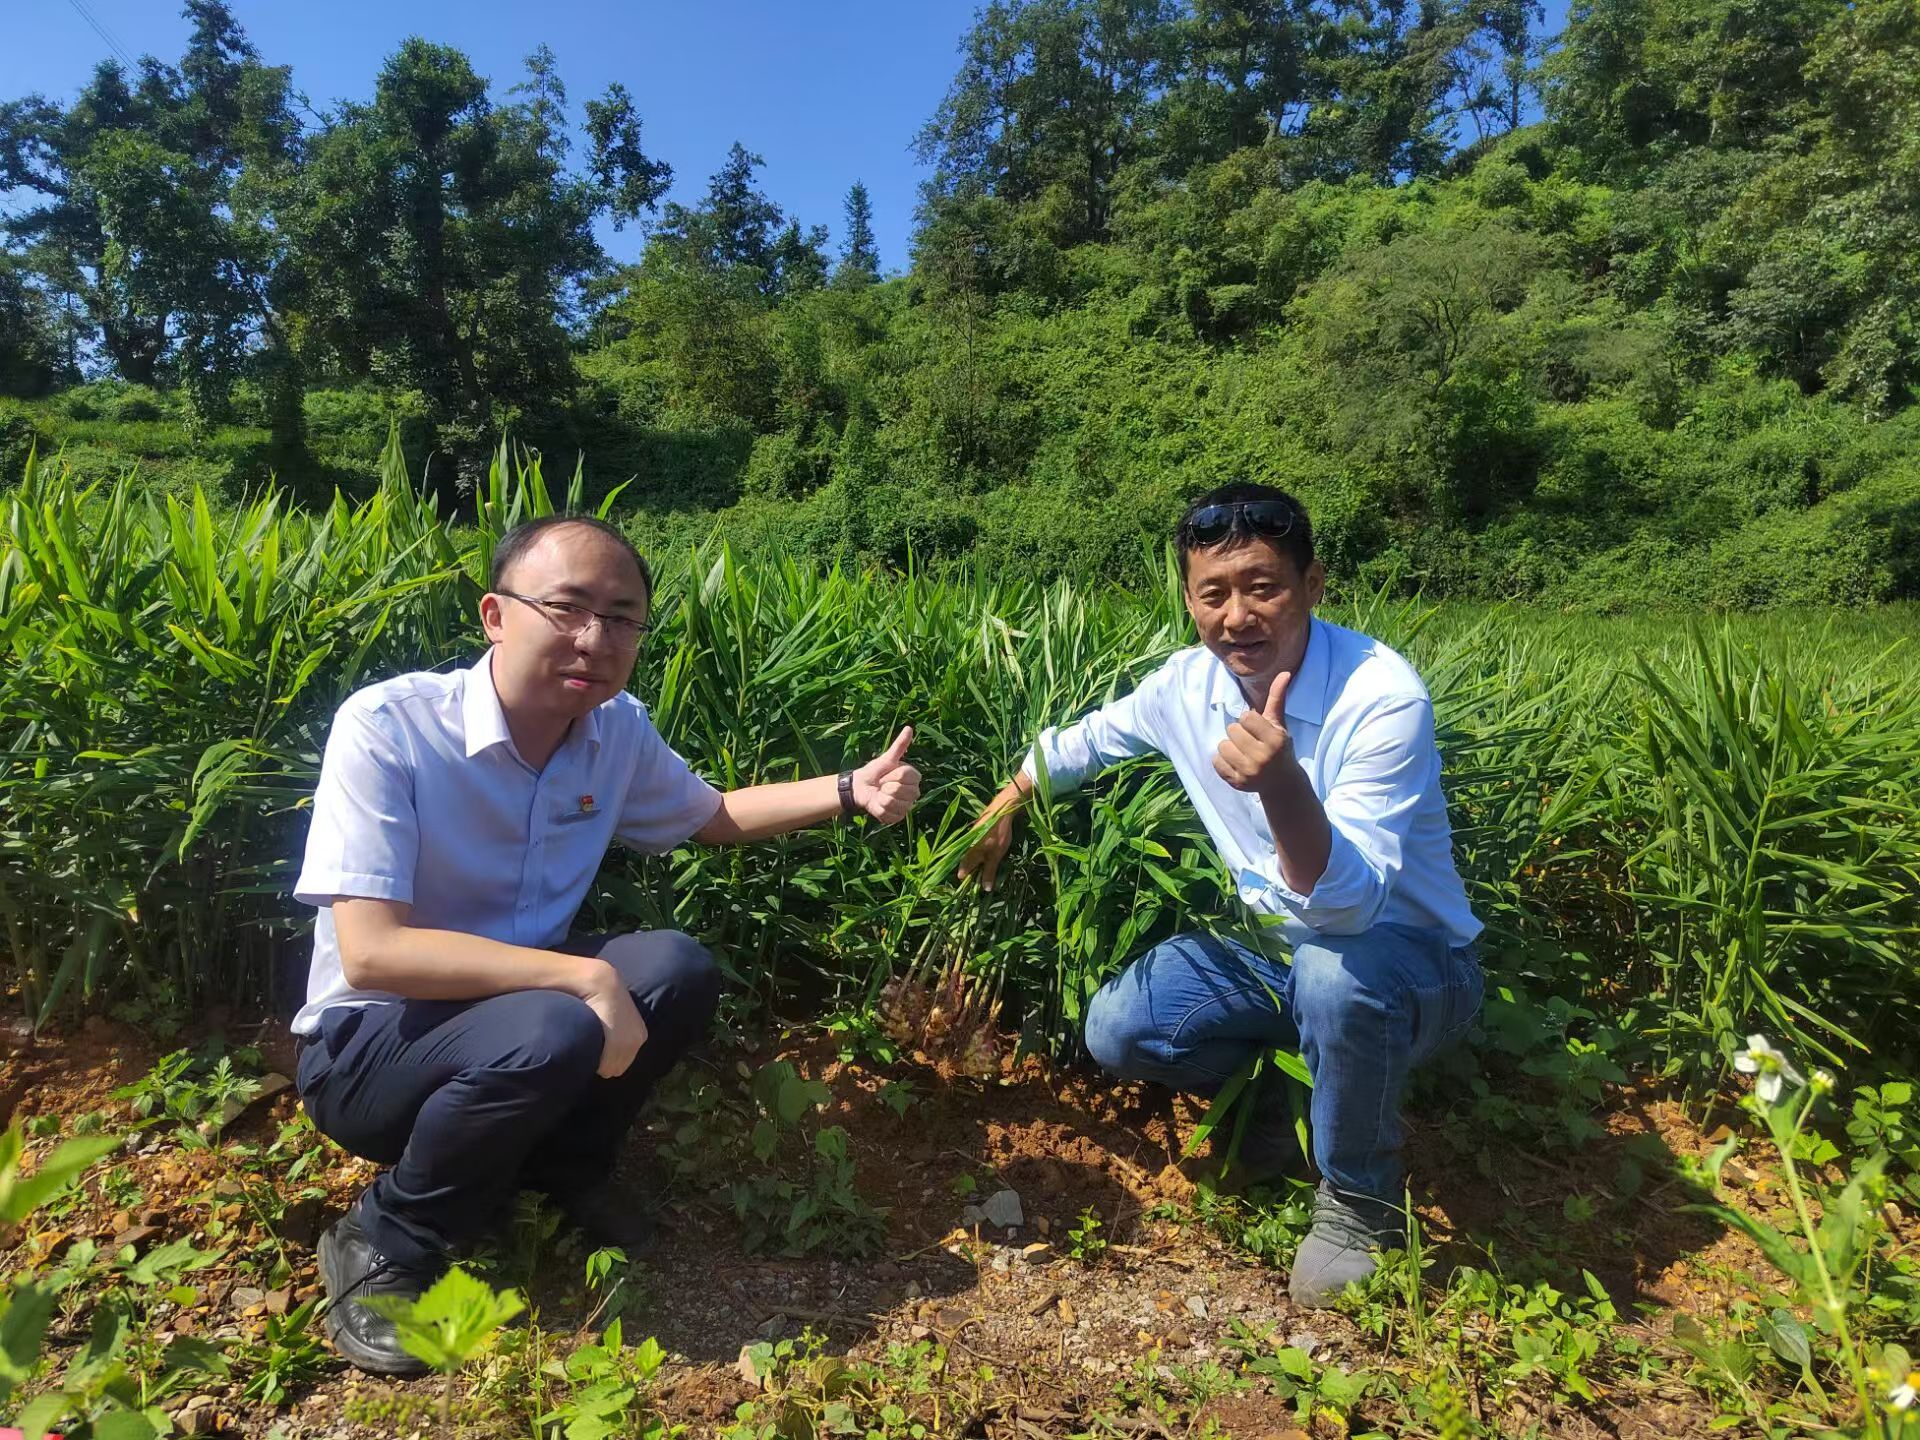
[1214,670,1297,795]
[957,778,1028,892]
[850,726,922,824]
[579,963,649,1078]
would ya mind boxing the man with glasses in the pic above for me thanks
[959,483,1481,1307]
[292,515,921,1375]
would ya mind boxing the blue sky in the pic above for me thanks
[4,1,1574,273]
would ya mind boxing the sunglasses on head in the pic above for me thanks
[1179,500,1299,547]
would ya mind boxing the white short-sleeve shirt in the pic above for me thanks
[1023,617,1480,948]
[291,651,723,1034]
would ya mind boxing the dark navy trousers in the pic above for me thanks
[296,930,720,1270]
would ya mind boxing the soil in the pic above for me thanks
[3,1011,1900,1439]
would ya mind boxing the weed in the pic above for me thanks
[1065,1206,1108,1263]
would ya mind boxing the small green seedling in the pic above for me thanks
[360,1266,525,1427]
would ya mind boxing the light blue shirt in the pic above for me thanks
[1022,617,1480,948]
[291,652,723,1034]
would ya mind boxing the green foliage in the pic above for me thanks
[358,1266,525,1376]
[536,1319,673,1440]
[1680,1044,1917,1438]
[4,449,1918,1084]
[1064,1205,1108,1263]
[724,1332,979,1440]
[1,0,1918,608]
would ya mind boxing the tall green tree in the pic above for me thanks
[1290,0,1475,181]
[917,0,1181,241]
[1152,0,1316,172]
[1544,0,1842,169]
[838,180,880,284]
[0,1,298,421]
[279,40,672,476]
[652,143,828,299]
[1454,0,1543,141]
[0,257,73,396]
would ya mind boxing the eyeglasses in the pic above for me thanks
[497,590,649,645]
[1178,500,1300,547]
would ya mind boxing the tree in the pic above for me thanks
[651,144,826,300]
[0,258,72,396]
[838,180,880,284]
[917,0,1180,241]
[1544,0,1842,170]
[0,1,299,421]
[1152,0,1317,173]
[1287,0,1475,182]
[1453,0,1544,142]
[1295,220,1548,519]
[279,41,673,480]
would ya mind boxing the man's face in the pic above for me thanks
[479,525,649,718]
[1182,537,1324,696]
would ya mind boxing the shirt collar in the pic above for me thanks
[461,650,604,759]
[1287,617,1331,726]
[461,651,515,758]
[1204,616,1330,725]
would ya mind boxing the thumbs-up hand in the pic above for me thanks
[850,726,922,825]
[1213,670,1296,795]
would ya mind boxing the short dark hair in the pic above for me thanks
[1175,482,1315,579]
[489,515,653,603]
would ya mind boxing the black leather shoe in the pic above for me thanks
[552,1178,657,1256]
[317,1204,442,1377]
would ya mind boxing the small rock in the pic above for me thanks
[199,1072,294,1138]
[1285,1329,1321,1357]
[904,1280,922,1298]
[111,1224,162,1252]
[960,1204,986,1228]
[981,1188,1024,1229]
[757,1312,787,1339]
[139,1207,168,1229]
[990,1251,1011,1273]
[231,1286,267,1310]
[736,1343,767,1388]
[279,1197,325,1248]
[172,1395,218,1436]
[1057,1297,1076,1325]
[1034,1215,1052,1237]
[1184,1294,1209,1320]
[909,1323,930,1339]
[1021,1242,1052,1262]
[263,1287,292,1317]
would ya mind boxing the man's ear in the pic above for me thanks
[478,592,507,644]
[1305,558,1327,608]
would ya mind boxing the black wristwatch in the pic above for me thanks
[837,769,858,818]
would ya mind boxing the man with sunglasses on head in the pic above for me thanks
[292,515,922,1376]
[959,483,1481,1308]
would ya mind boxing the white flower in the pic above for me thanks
[1810,1068,1836,1097]
[1733,1034,1805,1106]
[1890,1370,1919,1410]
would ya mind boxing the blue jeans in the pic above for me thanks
[1083,924,1483,1202]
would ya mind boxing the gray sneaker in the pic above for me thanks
[1288,1182,1404,1308]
